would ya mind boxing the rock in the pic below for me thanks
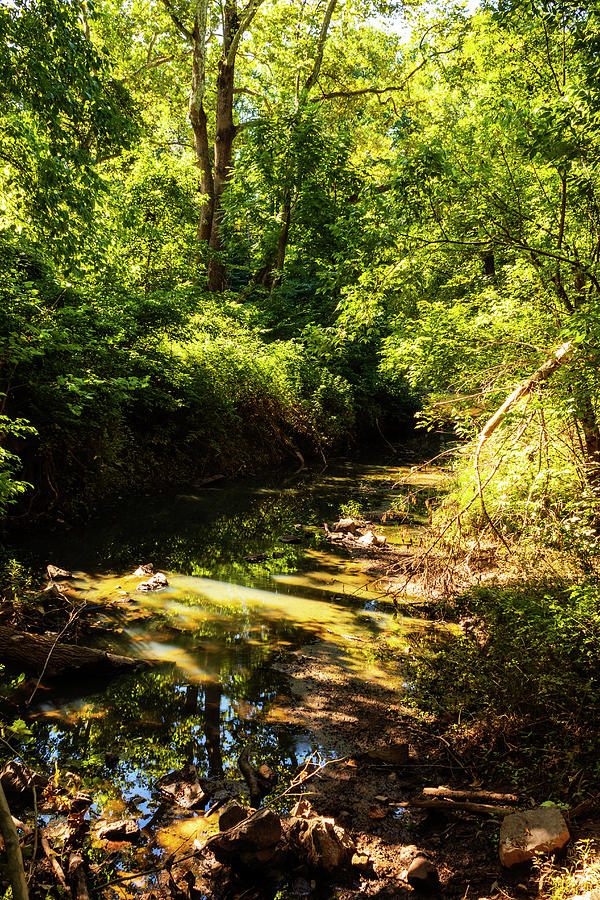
[291,798,317,819]
[44,816,89,853]
[219,802,251,831]
[133,564,154,577]
[407,856,440,892]
[245,554,268,563]
[368,803,387,819]
[1,760,48,805]
[288,815,356,873]
[136,572,169,592]
[211,808,282,868]
[499,806,570,867]
[331,518,359,534]
[356,530,386,546]
[351,852,372,871]
[47,564,73,581]
[69,792,93,812]
[95,818,141,842]
[279,535,301,544]
[156,763,207,809]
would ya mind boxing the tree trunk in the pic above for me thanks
[191,102,214,245]
[207,60,236,292]
[271,191,292,288]
[0,627,145,678]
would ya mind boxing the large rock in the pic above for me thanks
[499,806,570,867]
[212,808,282,868]
[288,814,356,873]
[332,518,359,534]
[156,763,207,809]
[1,760,48,806]
[136,572,168,592]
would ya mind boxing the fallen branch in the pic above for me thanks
[422,787,520,804]
[0,626,147,678]
[408,797,515,816]
[476,341,573,453]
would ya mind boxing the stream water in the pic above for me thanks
[5,449,450,883]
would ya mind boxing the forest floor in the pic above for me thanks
[253,530,599,900]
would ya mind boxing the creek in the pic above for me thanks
[8,449,450,880]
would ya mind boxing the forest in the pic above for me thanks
[2,0,600,898]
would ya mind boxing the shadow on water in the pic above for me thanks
[5,450,451,888]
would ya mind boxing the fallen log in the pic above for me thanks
[407,797,516,816]
[0,627,146,678]
[422,787,520,804]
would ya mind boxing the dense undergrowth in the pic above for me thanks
[1,235,406,519]
[407,576,600,797]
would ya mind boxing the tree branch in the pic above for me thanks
[226,0,266,66]
[301,0,338,101]
[476,341,574,452]
[159,0,194,43]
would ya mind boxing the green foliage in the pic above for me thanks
[408,578,600,788]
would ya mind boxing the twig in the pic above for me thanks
[27,605,85,705]
[41,834,70,894]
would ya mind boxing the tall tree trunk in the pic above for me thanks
[191,103,214,244]
[207,59,236,291]
[188,3,213,249]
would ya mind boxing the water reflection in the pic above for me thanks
[8,452,449,838]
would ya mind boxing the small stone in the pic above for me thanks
[499,806,570,867]
[367,803,387,819]
[133,564,154,576]
[407,856,440,892]
[374,795,388,803]
[351,852,371,869]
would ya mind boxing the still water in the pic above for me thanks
[8,451,448,852]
